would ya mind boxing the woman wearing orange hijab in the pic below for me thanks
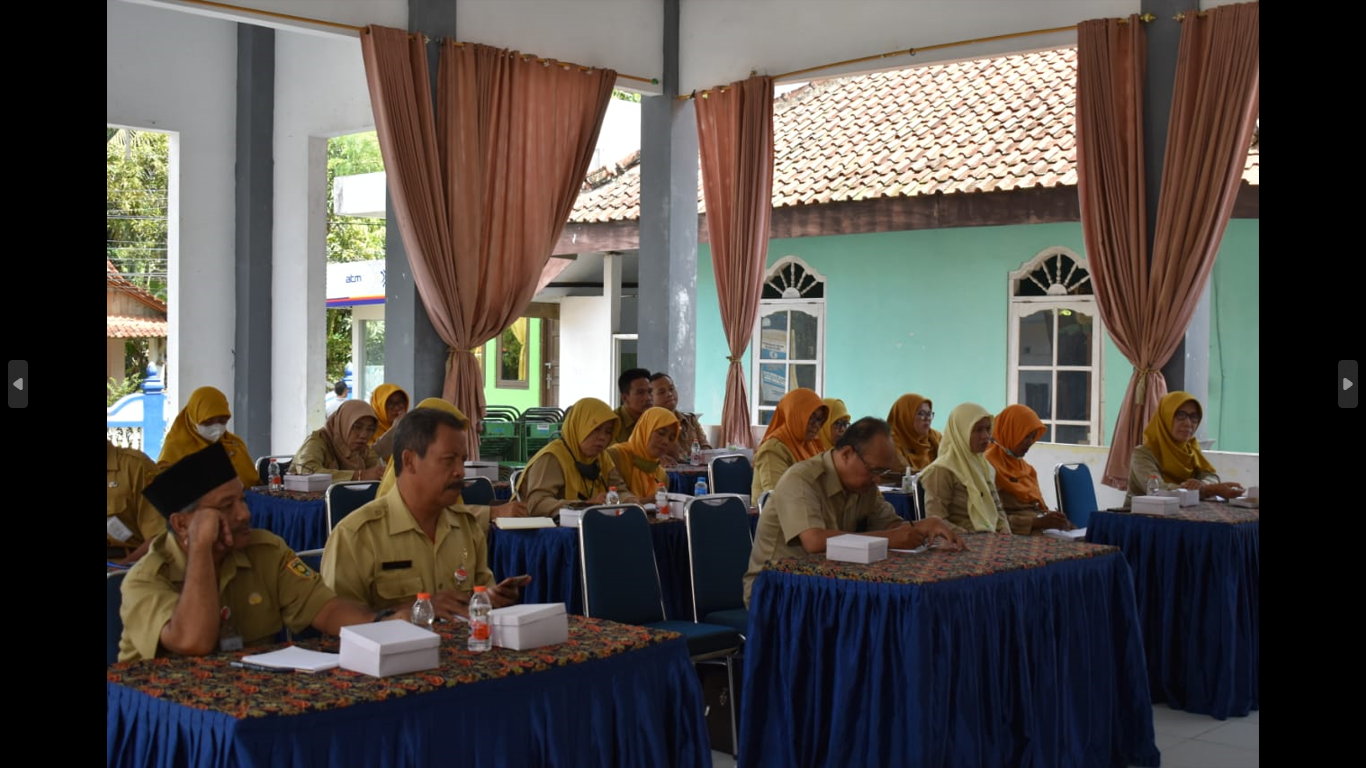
[985,404,1072,534]
[751,388,828,499]
[158,386,259,488]
[1128,392,1244,501]
[606,407,680,499]
[888,393,941,473]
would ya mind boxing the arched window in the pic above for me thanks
[1007,247,1104,445]
[753,257,826,425]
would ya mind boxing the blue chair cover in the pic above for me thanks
[684,495,751,631]
[461,476,496,506]
[326,481,380,532]
[1055,463,1099,527]
[708,455,754,496]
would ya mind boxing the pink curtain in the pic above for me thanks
[361,27,615,455]
[696,75,775,449]
[1077,4,1259,487]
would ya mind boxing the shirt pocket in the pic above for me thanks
[374,572,424,603]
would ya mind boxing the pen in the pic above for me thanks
[229,660,293,673]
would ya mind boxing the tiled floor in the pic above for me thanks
[709,704,1259,768]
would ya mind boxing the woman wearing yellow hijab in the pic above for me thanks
[919,402,1007,533]
[368,384,409,444]
[985,404,1072,534]
[292,400,385,482]
[816,398,850,451]
[1128,392,1244,500]
[158,386,259,487]
[888,393,941,473]
[751,388,828,499]
[606,407,680,499]
[517,397,631,517]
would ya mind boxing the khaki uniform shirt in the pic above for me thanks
[321,488,495,609]
[744,452,904,605]
[751,438,797,500]
[670,412,712,463]
[612,405,643,445]
[107,442,166,550]
[1127,445,1221,502]
[921,466,1009,534]
[118,530,334,662]
[293,431,381,482]
[519,453,629,518]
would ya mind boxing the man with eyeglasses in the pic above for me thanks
[743,417,965,606]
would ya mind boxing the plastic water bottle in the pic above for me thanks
[467,586,492,653]
[605,486,620,505]
[694,478,708,497]
[690,440,702,466]
[268,459,282,494]
[411,593,434,631]
[1146,475,1160,496]
[655,482,669,518]
[901,467,914,494]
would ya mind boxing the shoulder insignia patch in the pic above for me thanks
[287,557,315,579]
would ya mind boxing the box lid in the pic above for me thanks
[489,603,567,627]
[826,533,886,551]
[341,620,440,653]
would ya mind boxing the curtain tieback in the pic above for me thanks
[1133,367,1155,404]
[726,355,743,363]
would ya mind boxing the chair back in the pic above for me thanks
[326,481,380,532]
[295,548,324,574]
[462,476,496,506]
[684,495,752,622]
[509,468,525,500]
[107,570,126,665]
[1054,463,1099,527]
[757,490,773,512]
[255,455,294,487]
[908,474,927,521]
[708,455,754,496]
[578,505,666,624]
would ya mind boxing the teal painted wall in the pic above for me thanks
[695,220,1259,452]
[481,318,542,414]
[1207,220,1259,452]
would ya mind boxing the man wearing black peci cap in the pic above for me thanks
[117,442,405,662]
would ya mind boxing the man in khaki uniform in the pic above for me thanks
[107,440,166,563]
[118,442,396,662]
[323,408,527,621]
[612,367,653,444]
[744,417,965,606]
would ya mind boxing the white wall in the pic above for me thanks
[558,297,612,409]
[272,29,378,453]
[109,0,238,414]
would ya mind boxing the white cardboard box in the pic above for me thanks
[1132,495,1180,515]
[464,462,499,482]
[826,534,889,564]
[558,508,584,528]
[1157,488,1200,506]
[667,492,691,520]
[490,603,569,650]
[284,473,332,492]
[339,621,440,677]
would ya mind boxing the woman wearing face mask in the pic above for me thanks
[516,397,633,517]
[919,402,1007,533]
[157,386,260,487]
[984,404,1072,534]
[751,388,828,500]
[291,400,385,482]
[606,407,681,499]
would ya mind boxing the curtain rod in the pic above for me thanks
[175,0,659,85]
[678,14,1156,100]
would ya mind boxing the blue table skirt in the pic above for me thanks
[1088,512,1260,719]
[108,636,711,768]
[488,522,695,620]
[667,468,707,495]
[245,491,327,552]
[740,552,1159,768]
[882,491,912,521]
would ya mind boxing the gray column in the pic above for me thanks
[1142,0,1187,390]
[637,0,700,410]
[234,24,274,458]
[386,0,460,402]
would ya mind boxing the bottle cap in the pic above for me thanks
[416,592,431,600]
[609,486,617,491]
[473,586,487,592]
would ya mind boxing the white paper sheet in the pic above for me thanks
[1042,527,1088,541]
[494,517,556,530]
[241,645,340,672]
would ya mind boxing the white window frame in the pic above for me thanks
[752,256,827,426]
[1006,247,1105,446]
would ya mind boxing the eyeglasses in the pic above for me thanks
[1173,410,1201,425]
[854,450,892,477]
[833,419,851,429]
[915,410,934,420]
[352,423,379,436]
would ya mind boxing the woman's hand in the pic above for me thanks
[355,465,385,482]
[584,492,609,506]
[1201,482,1245,499]
[1032,511,1073,531]
[1180,479,1203,491]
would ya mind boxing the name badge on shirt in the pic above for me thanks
[381,560,413,571]
[106,516,136,544]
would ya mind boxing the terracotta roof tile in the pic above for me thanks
[568,46,1258,224]
[108,315,168,338]
[107,259,168,313]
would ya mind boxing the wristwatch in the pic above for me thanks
[373,608,396,622]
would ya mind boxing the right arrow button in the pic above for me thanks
[1342,361,1359,409]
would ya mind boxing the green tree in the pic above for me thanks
[325,132,387,382]
[107,128,170,388]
